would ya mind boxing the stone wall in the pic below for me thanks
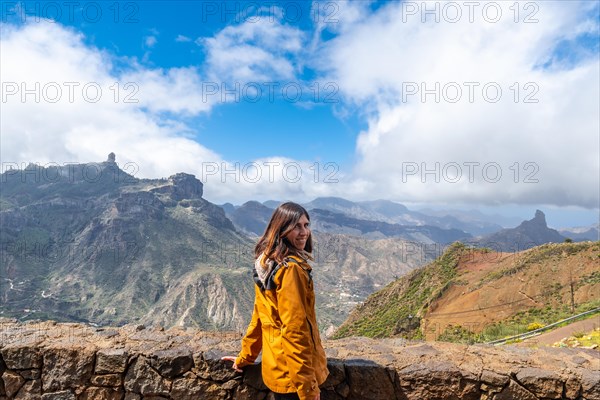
[0,319,598,400]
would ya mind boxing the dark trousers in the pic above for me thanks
[273,392,300,400]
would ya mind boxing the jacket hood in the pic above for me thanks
[255,253,275,288]
[254,253,310,291]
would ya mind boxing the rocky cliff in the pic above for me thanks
[474,210,567,252]
[0,157,432,332]
[0,319,598,400]
[0,156,254,329]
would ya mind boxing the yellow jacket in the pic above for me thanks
[235,255,329,400]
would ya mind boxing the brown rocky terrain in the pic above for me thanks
[334,241,600,341]
[1,318,598,399]
[423,242,599,340]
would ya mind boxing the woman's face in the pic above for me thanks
[285,214,310,251]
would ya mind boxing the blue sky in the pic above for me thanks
[1,1,599,227]
[4,1,361,164]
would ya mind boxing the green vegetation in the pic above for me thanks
[333,240,599,342]
[576,329,600,346]
[434,300,600,344]
[555,328,600,348]
[332,242,467,339]
[476,241,597,288]
[437,324,478,344]
[577,271,600,288]
[527,322,544,331]
[0,163,260,329]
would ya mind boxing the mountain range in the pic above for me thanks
[224,199,472,244]
[222,198,596,244]
[0,157,434,331]
[0,157,255,330]
[1,155,595,334]
[471,210,568,251]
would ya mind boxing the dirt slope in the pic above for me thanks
[423,242,599,340]
[334,241,599,340]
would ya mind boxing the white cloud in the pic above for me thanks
[145,35,157,48]
[175,34,192,43]
[0,21,221,180]
[314,0,600,208]
[201,12,305,82]
[120,66,215,115]
[0,19,334,204]
[2,1,598,210]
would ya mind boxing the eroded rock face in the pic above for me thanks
[150,173,203,201]
[0,319,598,400]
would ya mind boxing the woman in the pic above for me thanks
[222,202,329,400]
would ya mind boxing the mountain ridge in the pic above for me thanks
[0,156,433,332]
[473,210,567,251]
[333,240,600,341]
[0,155,254,329]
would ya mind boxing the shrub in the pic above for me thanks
[527,322,544,331]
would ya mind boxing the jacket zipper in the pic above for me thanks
[306,318,318,351]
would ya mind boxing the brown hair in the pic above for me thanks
[255,202,313,264]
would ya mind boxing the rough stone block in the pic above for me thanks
[580,369,600,400]
[14,379,42,399]
[321,388,345,400]
[1,346,42,369]
[18,369,41,380]
[42,348,94,392]
[346,359,397,400]
[242,363,267,391]
[492,380,537,400]
[322,359,345,388]
[150,347,193,379]
[41,390,76,400]
[79,386,123,400]
[564,375,582,400]
[171,376,217,399]
[95,349,128,374]
[515,367,563,399]
[2,371,25,398]
[90,374,122,387]
[124,356,171,396]
[398,361,466,400]
[335,382,350,397]
[0,359,4,396]
[480,383,503,394]
[234,385,267,400]
[481,369,510,387]
[222,379,240,390]
[194,349,239,382]
[171,376,228,400]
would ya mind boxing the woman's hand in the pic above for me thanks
[220,356,243,373]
